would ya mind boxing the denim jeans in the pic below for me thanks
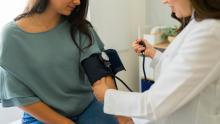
[22,99,118,124]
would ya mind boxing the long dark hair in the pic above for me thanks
[191,0,220,21]
[15,0,93,50]
[172,0,220,32]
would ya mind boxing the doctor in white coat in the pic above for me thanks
[92,0,220,124]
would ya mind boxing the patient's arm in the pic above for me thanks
[19,101,75,124]
[92,76,115,102]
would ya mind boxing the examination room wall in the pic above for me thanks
[90,0,148,91]
[90,0,177,91]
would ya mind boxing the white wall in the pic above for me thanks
[0,0,27,29]
[90,0,178,91]
[0,107,22,124]
[90,0,147,51]
[145,0,179,27]
[0,1,27,123]
[90,0,148,91]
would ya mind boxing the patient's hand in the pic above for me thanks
[92,77,110,102]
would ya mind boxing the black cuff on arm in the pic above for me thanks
[81,54,112,85]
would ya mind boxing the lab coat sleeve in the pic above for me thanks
[150,50,162,69]
[104,25,220,120]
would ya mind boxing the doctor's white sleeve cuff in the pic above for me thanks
[150,50,162,69]
[104,89,154,119]
[132,117,152,124]
[104,89,140,116]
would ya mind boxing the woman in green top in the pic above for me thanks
[0,0,132,124]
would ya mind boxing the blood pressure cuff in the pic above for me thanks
[81,49,125,85]
[82,53,112,85]
[105,49,126,74]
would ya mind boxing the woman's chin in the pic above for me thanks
[61,10,73,16]
[175,12,191,18]
[175,13,184,19]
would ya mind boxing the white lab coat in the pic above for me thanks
[104,18,220,124]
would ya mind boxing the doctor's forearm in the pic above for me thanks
[19,101,74,124]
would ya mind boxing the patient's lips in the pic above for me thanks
[67,5,76,11]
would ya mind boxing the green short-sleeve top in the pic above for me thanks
[0,20,104,116]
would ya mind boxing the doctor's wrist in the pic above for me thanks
[144,48,156,59]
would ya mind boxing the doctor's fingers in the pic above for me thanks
[132,43,142,50]
[132,39,142,45]
[133,47,145,56]
[133,45,144,53]
[132,39,144,47]
[133,43,145,50]
[133,40,153,50]
[137,47,146,55]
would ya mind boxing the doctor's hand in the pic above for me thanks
[132,39,156,59]
[92,76,114,102]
